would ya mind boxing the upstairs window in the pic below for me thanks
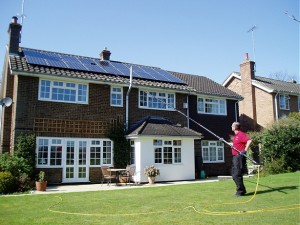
[139,90,175,110]
[39,79,88,104]
[279,94,290,110]
[198,97,226,115]
[110,87,123,107]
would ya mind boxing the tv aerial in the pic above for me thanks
[17,0,26,25]
[247,25,257,63]
[285,11,300,23]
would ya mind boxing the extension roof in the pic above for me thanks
[127,116,203,138]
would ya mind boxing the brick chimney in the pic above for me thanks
[100,48,111,60]
[8,16,22,54]
[239,53,257,130]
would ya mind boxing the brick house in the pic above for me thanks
[0,17,242,184]
[223,53,300,131]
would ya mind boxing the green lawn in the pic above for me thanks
[0,172,299,225]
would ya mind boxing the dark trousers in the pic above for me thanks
[232,155,246,195]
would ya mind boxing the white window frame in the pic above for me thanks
[110,86,123,107]
[197,97,227,115]
[298,97,300,112]
[130,140,135,165]
[36,137,113,168]
[38,79,88,104]
[139,90,175,111]
[279,94,290,110]
[202,140,224,163]
[153,139,182,164]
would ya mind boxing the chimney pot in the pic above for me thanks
[291,79,297,83]
[12,16,18,23]
[244,53,249,61]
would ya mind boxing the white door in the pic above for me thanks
[63,140,89,183]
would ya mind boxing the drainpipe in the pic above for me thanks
[125,66,133,131]
[186,95,190,128]
[274,92,279,124]
[235,100,240,122]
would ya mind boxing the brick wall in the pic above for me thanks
[255,88,274,128]
[127,88,188,128]
[0,65,15,153]
[14,76,126,140]
[240,60,257,130]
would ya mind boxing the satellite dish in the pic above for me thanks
[0,97,13,107]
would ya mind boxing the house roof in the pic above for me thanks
[8,47,242,99]
[127,116,203,138]
[223,72,300,95]
[9,48,194,93]
[171,71,243,99]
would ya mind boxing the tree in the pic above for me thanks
[268,71,298,83]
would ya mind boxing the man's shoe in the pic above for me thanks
[235,192,246,197]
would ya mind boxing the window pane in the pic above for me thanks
[163,147,173,164]
[174,148,181,163]
[103,141,112,164]
[37,139,49,165]
[155,148,162,163]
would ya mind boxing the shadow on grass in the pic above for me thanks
[245,180,299,195]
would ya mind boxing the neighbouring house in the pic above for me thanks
[223,53,300,131]
[0,17,242,184]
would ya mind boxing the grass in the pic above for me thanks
[0,172,299,225]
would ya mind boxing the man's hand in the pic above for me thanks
[240,150,246,156]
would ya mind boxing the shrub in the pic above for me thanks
[14,133,36,174]
[0,171,17,194]
[263,157,286,175]
[106,125,130,168]
[255,115,300,174]
[0,153,33,178]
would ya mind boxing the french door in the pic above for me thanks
[63,140,89,183]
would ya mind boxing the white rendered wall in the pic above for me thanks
[132,136,196,183]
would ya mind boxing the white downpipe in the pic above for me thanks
[235,100,240,122]
[125,66,133,131]
[186,96,190,128]
[274,92,279,123]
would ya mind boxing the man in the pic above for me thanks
[231,122,252,196]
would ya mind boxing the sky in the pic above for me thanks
[0,0,299,84]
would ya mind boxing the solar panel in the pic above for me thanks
[22,48,186,84]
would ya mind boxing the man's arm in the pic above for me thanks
[244,139,252,151]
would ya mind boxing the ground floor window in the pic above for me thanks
[153,139,182,164]
[130,140,135,165]
[36,137,113,167]
[202,140,224,163]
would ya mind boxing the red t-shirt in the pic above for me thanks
[232,131,251,156]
